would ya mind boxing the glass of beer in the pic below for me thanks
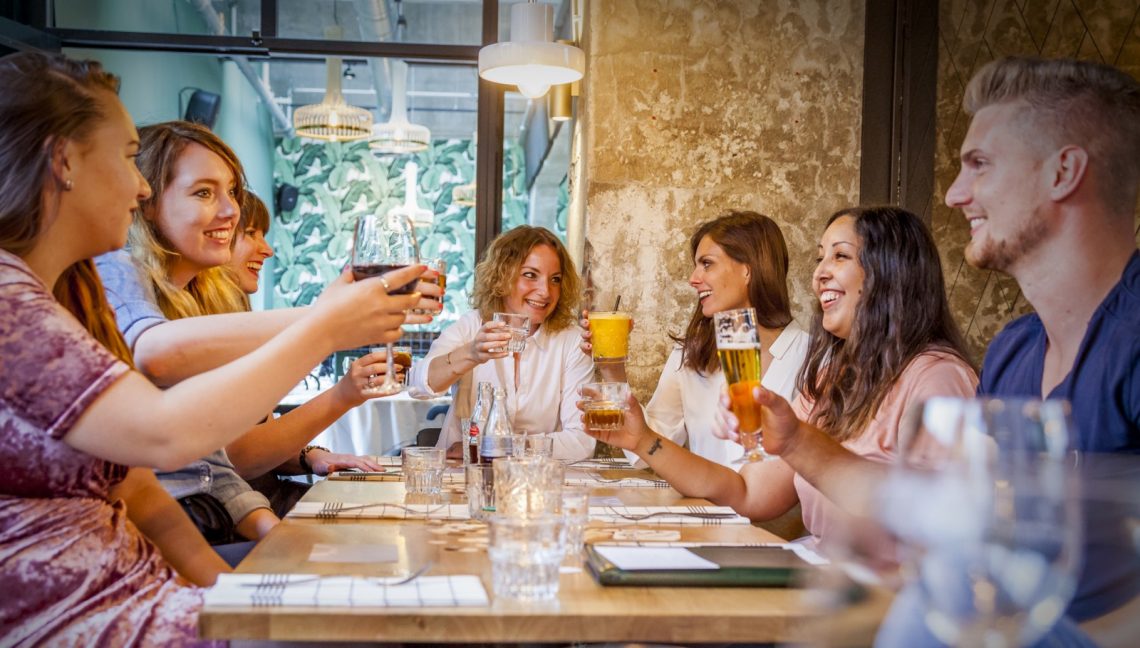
[714,308,769,462]
[580,382,631,431]
[391,345,413,384]
[588,311,633,363]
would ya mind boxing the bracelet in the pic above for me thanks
[298,445,330,473]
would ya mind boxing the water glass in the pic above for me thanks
[493,456,565,518]
[511,433,554,458]
[465,463,495,521]
[560,486,589,561]
[401,447,444,495]
[488,514,566,601]
[881,397,1081,647]
[492,312,530,353]
[579,382,631,432]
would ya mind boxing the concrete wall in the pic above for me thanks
[579,0,866,398]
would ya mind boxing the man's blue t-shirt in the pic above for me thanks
[979,250,1140,622]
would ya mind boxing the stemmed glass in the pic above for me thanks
[352,209,420,396]
[880,397,1081,647]
[713,307,769,462]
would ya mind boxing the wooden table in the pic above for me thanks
[199,473,889,643]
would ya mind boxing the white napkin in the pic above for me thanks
[205,574,489,608]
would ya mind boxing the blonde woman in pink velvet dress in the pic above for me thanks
[0,51,430,645]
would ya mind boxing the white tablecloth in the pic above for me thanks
[281,390,451,457]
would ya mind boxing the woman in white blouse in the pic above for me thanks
[408,226,595,460]
[585,211,809,468]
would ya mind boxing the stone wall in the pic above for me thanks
[934,0,1140,362]
[579,0,865,398]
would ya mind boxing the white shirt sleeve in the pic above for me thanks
[408,311,481,400]
[549,328,597,461]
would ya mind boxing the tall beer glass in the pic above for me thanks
[714,308,769,463]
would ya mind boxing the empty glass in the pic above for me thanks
[493,456,565,518]
[580,382,631,432]
[492,312,530,353]
[401,447,444,495]
[881,397,1081,647]
[488,514,566,601]
[511,432,554,458]
[560,486,589,562]
[465,463,495,521]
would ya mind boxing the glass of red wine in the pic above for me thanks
[352,209,420,396]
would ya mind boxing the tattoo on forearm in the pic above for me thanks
[647,438,663,456]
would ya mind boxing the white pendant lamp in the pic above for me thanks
[478,0,584,99]
[294,56,373,142]
[389,162,434,228]
[369,60,431,155]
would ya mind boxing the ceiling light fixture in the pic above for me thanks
[370,0,431,155]
[478,0,585,99]
[293,56,374,141]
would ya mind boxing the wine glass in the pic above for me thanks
[352,209,420,396]
[713,307,770,462]
[879,397,1082,647]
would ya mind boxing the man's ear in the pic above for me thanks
[1048,145,1089,202]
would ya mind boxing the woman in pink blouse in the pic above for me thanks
[0,51,427,645]
[586,206,978,543]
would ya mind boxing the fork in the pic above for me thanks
[240,562,435,589]
[315,501,445,519]
[602,506,738,521]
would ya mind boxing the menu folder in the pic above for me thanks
[585,544,811,587]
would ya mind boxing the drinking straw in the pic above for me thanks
[613,295,622,311]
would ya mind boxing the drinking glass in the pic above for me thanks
[560,486,589,562]
[401,446,444,495]
[465,463,495,520]
[588,311,632,363]
[492,312,530,353]
[352,210,420,396]
[493,456,565,518]
[713,308,768,462]
[488,514,566,601]
[580,382,631,432]
[881,397,1081,647]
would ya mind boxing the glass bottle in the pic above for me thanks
[479,387,514,460]
[467,382,494,465]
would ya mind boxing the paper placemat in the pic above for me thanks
[565,476,671,489]
[205,574,488,608]
[588,506,752,526]
[290,502,471,521]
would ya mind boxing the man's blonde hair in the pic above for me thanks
[964,57,1140,215]
[471,226,581,332]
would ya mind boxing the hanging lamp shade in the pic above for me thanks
[452,181,477,206]
[294,56,373,141]
[370,60,431,154]
[389,162,434,227]
[478,1,584,99]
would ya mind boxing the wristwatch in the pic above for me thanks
[298,445,330,473]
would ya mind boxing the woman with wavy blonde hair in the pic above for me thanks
[408,225,595,460]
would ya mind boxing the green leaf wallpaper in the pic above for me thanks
[269,136,541,331]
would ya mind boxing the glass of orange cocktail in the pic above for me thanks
[588,311,632,363]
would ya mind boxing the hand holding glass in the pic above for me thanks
[580,382,631,432]
[352,210,420,396]
[714,308,768,462]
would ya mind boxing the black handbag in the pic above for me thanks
[177,492,239,546]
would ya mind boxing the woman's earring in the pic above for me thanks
[63,179,74,191]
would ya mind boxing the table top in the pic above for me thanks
[199,470,889,643]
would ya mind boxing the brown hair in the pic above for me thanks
[128,120,247,320]
[471,226,581,332]
[214,191,274,313]
[672,211,794,375]
[965,57,1140,216]
[0,51,133,365]
[797,206,972,442]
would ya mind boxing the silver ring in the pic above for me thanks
[366,374,377,388]
[378,277,391,293]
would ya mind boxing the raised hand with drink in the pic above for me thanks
[714,307,770,463]
[352,209,421,396]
